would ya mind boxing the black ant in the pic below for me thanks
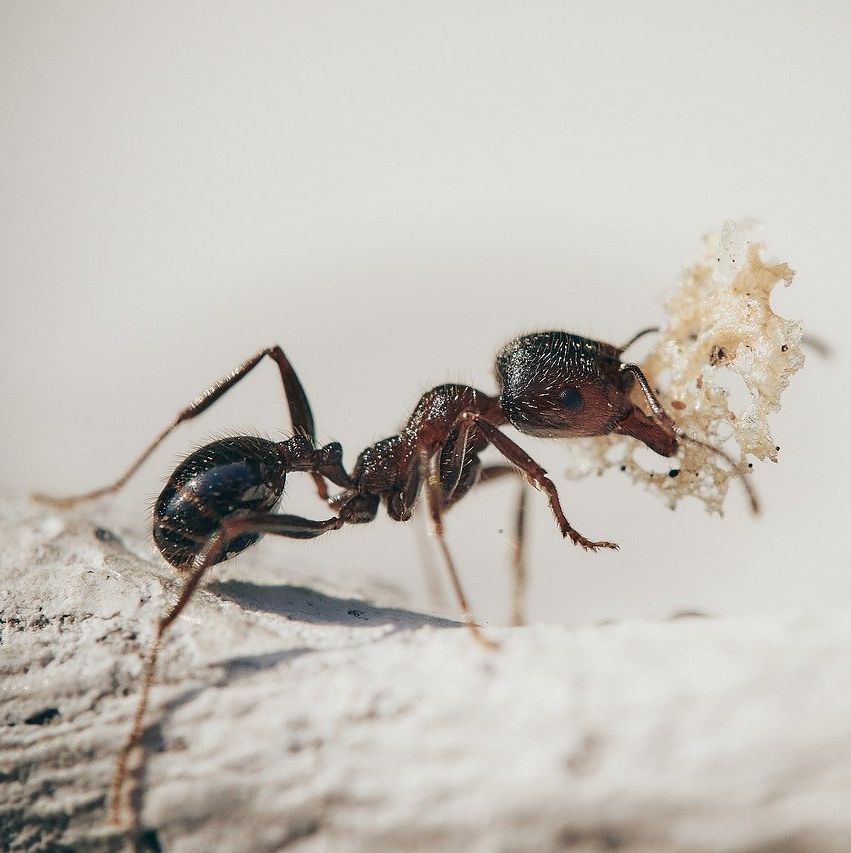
[34,329,758,825]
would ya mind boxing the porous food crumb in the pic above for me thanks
[567,220,804,514]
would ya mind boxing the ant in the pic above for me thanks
[34,328,758,826]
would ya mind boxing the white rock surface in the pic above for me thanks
[3,495,851,852]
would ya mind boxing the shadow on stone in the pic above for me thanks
[207,580,459,631]
[219,646,315,678]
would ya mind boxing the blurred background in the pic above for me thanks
[1,1,848,627]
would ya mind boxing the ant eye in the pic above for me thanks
[561,387,583,410]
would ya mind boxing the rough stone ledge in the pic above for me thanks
[2,496,850,852]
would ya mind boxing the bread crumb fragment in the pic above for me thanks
[567,220,804,514]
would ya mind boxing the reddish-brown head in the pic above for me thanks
[495,331,679,458]
[495,332,633,439]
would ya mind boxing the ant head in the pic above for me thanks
[495,332,633,438]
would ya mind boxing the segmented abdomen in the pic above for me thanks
[153,437,286,569]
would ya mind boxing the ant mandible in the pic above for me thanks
[34,327,757,824]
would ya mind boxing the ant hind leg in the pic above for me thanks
[34,345,325,507]
[110,510,343,827]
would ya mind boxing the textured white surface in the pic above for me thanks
[3,495,851,852]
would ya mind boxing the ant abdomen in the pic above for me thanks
[153,436,287,569]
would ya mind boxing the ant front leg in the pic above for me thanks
[457,413,618,552]
[33,345,330,507]
[110,510,343,827]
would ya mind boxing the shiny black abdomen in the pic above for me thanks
[153,436,286,569]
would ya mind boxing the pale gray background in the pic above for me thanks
[1,2,848,626]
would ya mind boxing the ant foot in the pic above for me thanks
[465,621,500,650]
[475,632,501,651]
[567,531,619,551]
[586,540,619,552]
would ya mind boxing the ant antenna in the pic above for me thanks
[676,431,760,515]
[619,326,660,355]
[622,326,831,360]
[621,363,669,422]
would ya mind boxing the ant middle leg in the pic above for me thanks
[437,426,529,625]
[110,510,343,827]
[34,345,327,507]
[418,449,498,650]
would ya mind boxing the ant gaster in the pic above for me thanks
[34,329,757,824]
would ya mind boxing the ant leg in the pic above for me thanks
[418,450,498,650]
[479,466,528,626]
[411,500,450,611]
[34,346,328,507]
[511,485,528,626]
[110,511,343,826]
[435,424,529,624]
[459,414,618,552]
